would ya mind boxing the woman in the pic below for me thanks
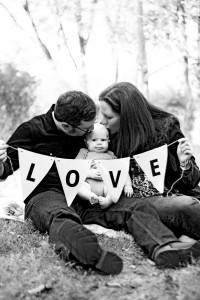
[73,82,200,268]
[99,82,200,198]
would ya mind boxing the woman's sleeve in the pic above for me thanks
[166,116,200,191]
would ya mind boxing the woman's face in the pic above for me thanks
[100,101,120,134]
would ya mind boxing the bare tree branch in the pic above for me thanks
[54,1,78,69]
[0,1,26,32]
[23,0,53,60]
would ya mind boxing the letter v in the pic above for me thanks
[109,170,121,187]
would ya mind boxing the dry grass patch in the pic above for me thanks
[0,219,200,300]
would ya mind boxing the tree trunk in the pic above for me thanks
[197,1,200,94]
[75,0,98,92]
[79,36,88,92]
[179,3,193,140]
[136,0,149,98]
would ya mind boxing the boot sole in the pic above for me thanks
[190,240,200,259]
[155,249,180,268]
[95,250,123,275]
[155,240,200,268]
[58,220,123,275]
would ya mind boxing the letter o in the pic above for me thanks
[66,170,79,187]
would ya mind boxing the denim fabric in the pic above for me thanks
[25,190,200,260]
[72,195,178,258]
[146,195,200,240]
[25,189,83,259]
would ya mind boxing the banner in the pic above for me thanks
[17,145,169,205]
[96,157,130,203]
[18,148,55,200]
[55,158,92,206]
[133,145,168,193]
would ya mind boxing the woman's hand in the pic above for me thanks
[177,138,193,166]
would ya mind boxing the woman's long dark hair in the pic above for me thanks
[99,82,171,157]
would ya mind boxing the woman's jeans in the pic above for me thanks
[73,194,200,258]
[146,194,200,239]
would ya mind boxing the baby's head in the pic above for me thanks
[85,124,109,153]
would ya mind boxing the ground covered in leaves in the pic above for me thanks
[0,219,200,300]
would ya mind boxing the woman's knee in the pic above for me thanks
[172,195,199,206]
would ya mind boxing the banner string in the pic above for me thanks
[166,170,184,197]
[8,145,18,151]
[7,139,181,159]
[7,156,14,173]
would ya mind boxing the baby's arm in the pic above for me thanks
[124,174,133,197]
[107,151,117,159]
[76,150,102,180]
[75,148,88,159]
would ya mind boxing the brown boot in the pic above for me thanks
[153,240,200,268]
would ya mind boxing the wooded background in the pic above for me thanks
[0,0,199,145]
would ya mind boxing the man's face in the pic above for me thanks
[64,118,96,136]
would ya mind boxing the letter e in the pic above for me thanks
[150,159,161,176]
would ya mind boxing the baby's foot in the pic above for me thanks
[89,192,99,205]
[99,196,112,209]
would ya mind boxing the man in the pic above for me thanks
[0,91,123,275]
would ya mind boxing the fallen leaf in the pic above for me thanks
[105,282,121,288]
[147,258,156,266]
[130,265,136,269]
[28,283,52,295]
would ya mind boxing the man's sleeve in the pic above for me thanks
[1,123,34,179]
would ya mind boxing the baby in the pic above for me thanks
[76,123,133,209]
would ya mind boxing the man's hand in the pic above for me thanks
[0,140,8,177]
[177,138,193,166]
[0,140,8,164]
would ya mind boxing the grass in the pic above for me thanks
[1,219,200,300]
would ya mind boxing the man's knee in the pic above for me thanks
[51,207,82,225]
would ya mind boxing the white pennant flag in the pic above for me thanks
[55,158,92,206]
[133,145,168,193]
[96,157,130,203]
[18,148,55,200]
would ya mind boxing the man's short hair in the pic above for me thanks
[54,91,96,125]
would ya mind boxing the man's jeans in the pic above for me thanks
[73,194,200,258]
[25,190,83,259]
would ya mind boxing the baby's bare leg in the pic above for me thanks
[78,182,99,204]
[99,186,113,209]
